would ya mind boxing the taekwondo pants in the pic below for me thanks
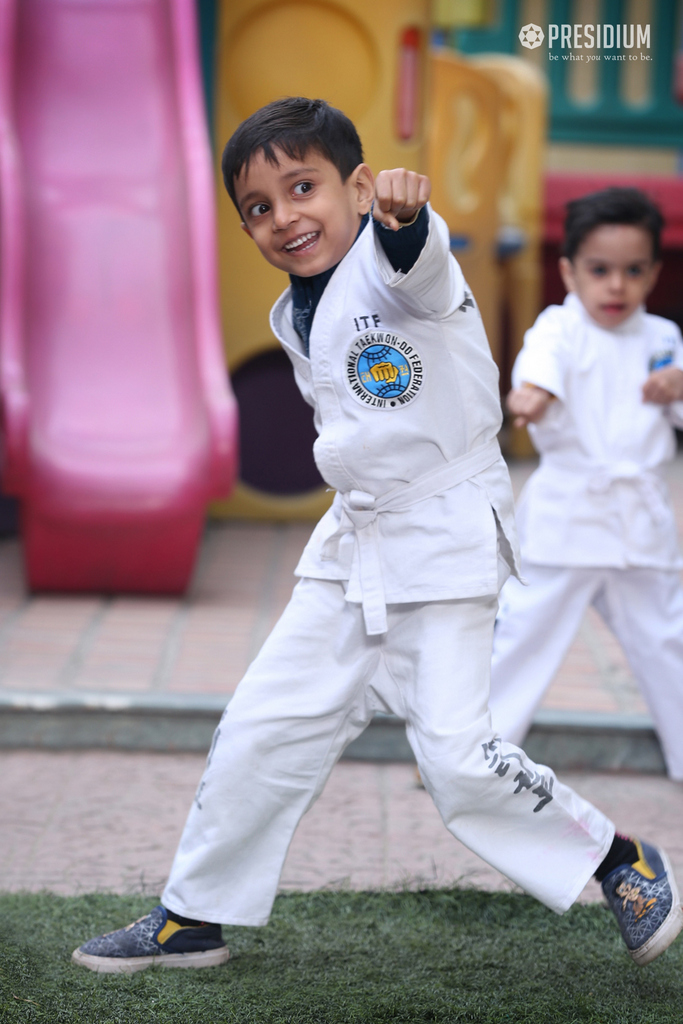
[490,562,683,780]
[163,577,613,925]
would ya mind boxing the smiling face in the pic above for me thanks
[234,148,374,277]
[559,223,661,329]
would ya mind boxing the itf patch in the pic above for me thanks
[345,330,423,409]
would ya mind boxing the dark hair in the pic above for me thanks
[563,187,664,261]
[222,97,363,214]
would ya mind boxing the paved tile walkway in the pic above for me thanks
[2,749,682,904]
[0,522,312,697]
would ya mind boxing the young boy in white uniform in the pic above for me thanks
[490,187,683,783]
[73,105,682,973]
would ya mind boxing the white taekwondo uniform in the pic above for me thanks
[490,292,683,779]
[162,212,613,926]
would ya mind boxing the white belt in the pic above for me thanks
[586,465,669,526]
[544,457,670,527]
[321,438,502,636]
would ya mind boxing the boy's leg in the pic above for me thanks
[162,577,381,926]
[490,563,600,744]
[595,569,683,780]
[381,595,614,914]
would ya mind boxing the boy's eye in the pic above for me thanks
[248,202,270,218]
[293,181,314,196]
[626,264,645,277]
[589,265,607,276]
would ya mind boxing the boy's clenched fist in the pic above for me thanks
[372,169,431,231]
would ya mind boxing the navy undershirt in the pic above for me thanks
[289,206,429,357]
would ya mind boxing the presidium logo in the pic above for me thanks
[518,21,651,51]
[519,23,544,49]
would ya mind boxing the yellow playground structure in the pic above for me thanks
[213,0,546,519]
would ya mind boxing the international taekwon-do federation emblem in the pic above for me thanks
[345,330,423,408]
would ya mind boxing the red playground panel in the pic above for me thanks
[0,0,238,593]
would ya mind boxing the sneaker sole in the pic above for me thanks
[71,946,230,974]
[630,847,683,967]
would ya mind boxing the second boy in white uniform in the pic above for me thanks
[490,187,683,781]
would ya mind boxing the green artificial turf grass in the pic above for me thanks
[1,890,682,1023]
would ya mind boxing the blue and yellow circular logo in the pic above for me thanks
[345,330,423,409]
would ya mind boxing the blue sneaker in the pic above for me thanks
[601,839,683,965]
[71,905,229,974]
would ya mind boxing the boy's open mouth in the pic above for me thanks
[283,231,320,254]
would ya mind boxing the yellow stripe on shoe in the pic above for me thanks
[157,919,193,945]
[631,838,657,880]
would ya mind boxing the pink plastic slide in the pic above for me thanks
[0,0,237,593]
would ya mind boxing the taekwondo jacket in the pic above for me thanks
[513,292,683,569]
[269,205,521,625]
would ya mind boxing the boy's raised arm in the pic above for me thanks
[371,168,465,317]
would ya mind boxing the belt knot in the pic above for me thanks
[320,439,502,636]
[344,490,378,530]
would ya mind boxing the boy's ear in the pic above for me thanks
[558,256,575,293]
[241,222,253,238]
[350,163,374,213]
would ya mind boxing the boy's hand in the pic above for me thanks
[642,366,683,405]
[507,385,554,428]
[373,169,431,231]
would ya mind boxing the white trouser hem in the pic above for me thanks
[549,821,615,915]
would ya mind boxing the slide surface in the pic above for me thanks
[0,0,237,592]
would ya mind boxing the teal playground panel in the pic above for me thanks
[197,0,217,135]
[451,0,683,147]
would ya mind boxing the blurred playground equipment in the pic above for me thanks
[454,0,683,148]
[426,51,505,365]
[427,51,546,457]
[470,54,546,457]
[212,0,546,520]
[0,0,238,592]
[454,0,683,330]
[4,0,677,548]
